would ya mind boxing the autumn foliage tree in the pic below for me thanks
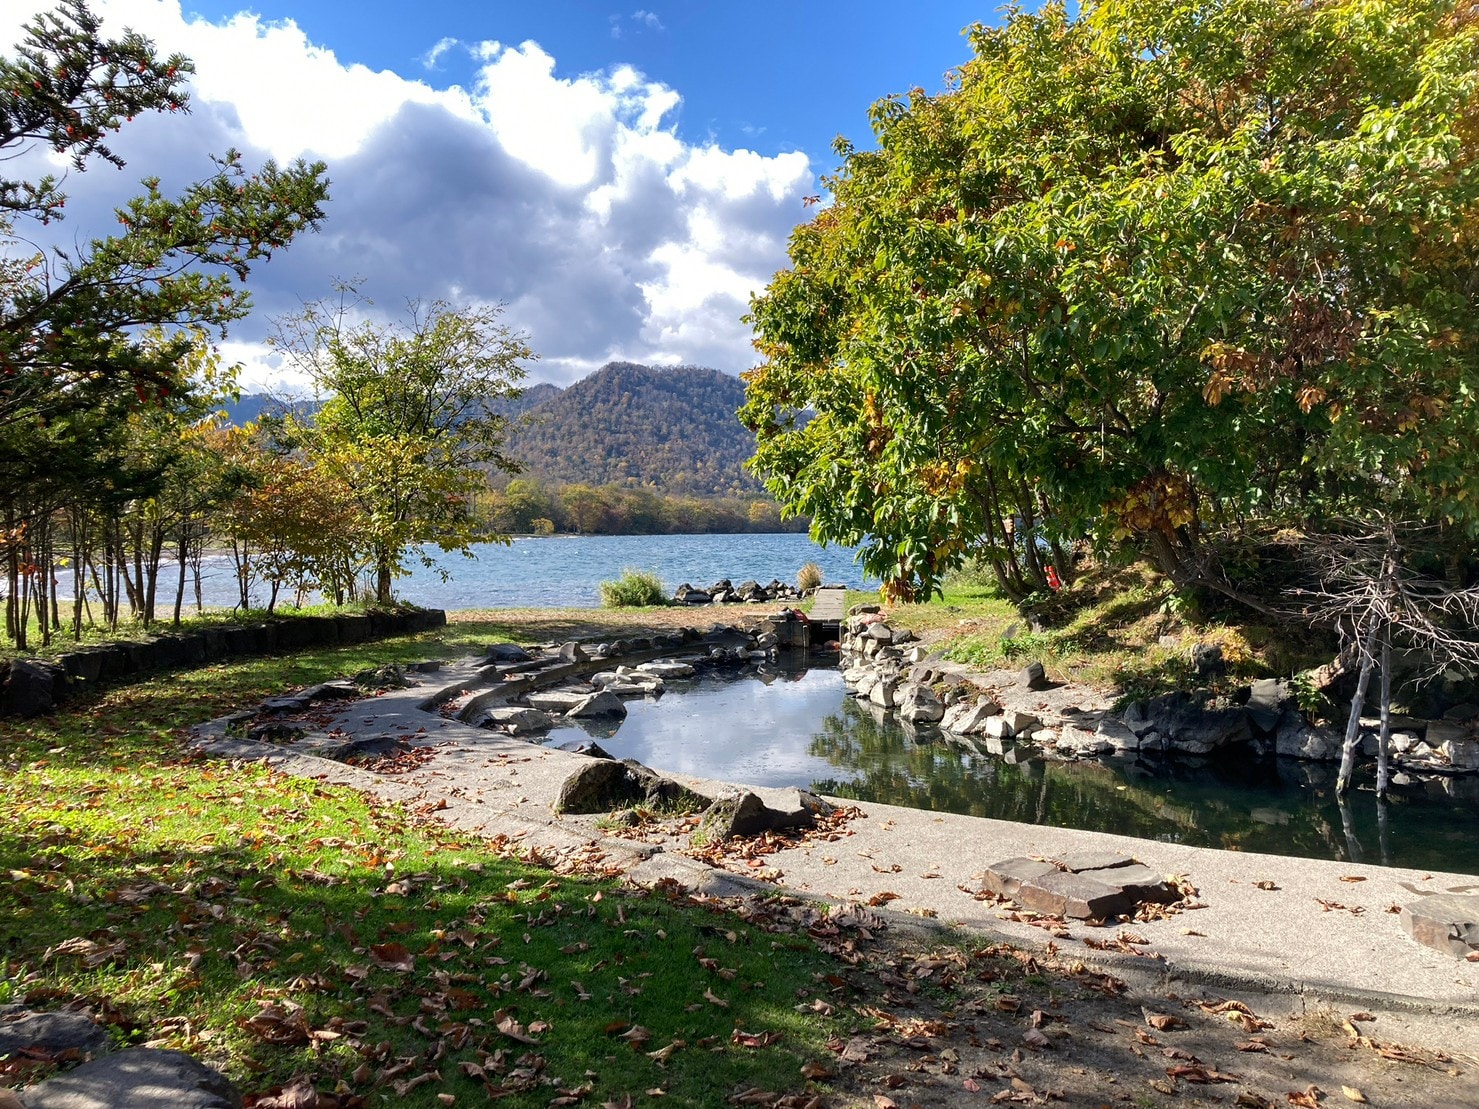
[741,0,1479,602]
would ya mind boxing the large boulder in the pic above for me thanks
[567,691,628,719]
[553,759,703,814]
[482,706,555,735]
[941,698,1002,735]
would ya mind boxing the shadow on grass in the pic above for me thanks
[1,771,843,1107]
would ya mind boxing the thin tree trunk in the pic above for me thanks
[1335,625,1380,795]
[1375,626,1392,799]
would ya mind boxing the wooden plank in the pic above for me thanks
[808,585,848,623]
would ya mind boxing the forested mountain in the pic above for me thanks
[500,362,761,496]
[223,363,765,497]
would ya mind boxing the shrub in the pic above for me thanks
[796,561,823,592]
[599,568,667,608]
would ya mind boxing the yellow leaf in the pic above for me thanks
[1342,1086,1368,1103]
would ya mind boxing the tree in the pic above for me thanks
[271,291,533,602]
[741,0,1479,602]
[0,1,328,643]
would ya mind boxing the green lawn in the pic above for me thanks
[1,624,848,1107]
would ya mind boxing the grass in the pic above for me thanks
[598,568,668,608]
[0,623,848,1107]
[881,562,1336,699]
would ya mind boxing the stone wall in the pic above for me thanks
[0,608,448,718]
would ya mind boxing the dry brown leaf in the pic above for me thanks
[1287,1084,1323,1108]
[1341,1087,1367,1103]
[703,987,729,1008]
[368,942,415,972]
[800,1060,833,1080]
[1144,1011,1183,1032]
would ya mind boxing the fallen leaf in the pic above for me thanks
[1341,1087,1367,1103]
[1339,875,1367,882]
[1288,1085,1323,1108]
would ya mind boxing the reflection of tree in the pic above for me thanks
[803,698,1473,867]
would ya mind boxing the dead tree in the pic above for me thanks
[1295,521,1479,796]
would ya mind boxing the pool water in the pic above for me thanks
[543,662,1479,874]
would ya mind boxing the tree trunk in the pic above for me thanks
[1335,625,1380,796]
[1375,626,1392,799]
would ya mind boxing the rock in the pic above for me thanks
[1245,678,1289,734]
[868,677,898,709]
[353,664,409,689]
[553,740,613,759]
[300,680,361,702]
[1095,717,1141,751]
[483,706,555,735]
[756,631,779,650]
[841,665,872,686]
[1105,863,1179,903]
[1441,739,1479,771]
[1017,661,1050,691]
[940,698,1002,735]
[897,683,945,725]
[849,603,882,616]
[694,790,768,841]
[0,1009,109,1058]
[258,694,311,713]
[979,857,1060,898]
[1444,703,1479,722]
[558,641,590,663]
[1276,717,1342,761]
[292,733,358,760]
[1054,730,1111,757]
[1,659,69,717]
[1002,710,1041,735]
[552,760,700,814]
[567,691,627,718]
[526,690,590,714]
[1426,720,1470,746]
[1121,701,1156,738]
[864,622,894,642]
[637,661,695,679]
[21,1047,241,1108]
[1399,893,1479,958]
[1056,851,1135,873]
[1017,871,1134,920]
[1390,730,1421,753]
[482,642,533,664]
[983,715,1015,740]
[1191,642,1226,678]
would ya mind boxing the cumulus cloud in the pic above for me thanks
[1,0,814,390]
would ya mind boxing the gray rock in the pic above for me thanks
[897,683,945,725]
[1277,718,1341,761]
[552,760,701,814]
[1017,661,1050,691]
[258,694,311,713]
[864,622,894,642]
[0,1009,109,1058]
[1441,739,1479,771]
[299,680,361,702]
[352,664,410,689]
[1,659,68,718]
[558,641,590,663]
[1245,678,1289,734]
[1095,717,1141,751]
[1191,642,1225,678]
[553,740,613,759]
[1107,863,1179,903]
[1426,720,1470,746]
[868,677,898,709]
[483,707,555,735]
[1002,709,1041,735]
[526,690,590,714]
[292,733,358,760]
[1400,893,1479,958]
[21,1047,241,1108]
[482,642,534,663]
[940,698,1002,735]
[567,691,628,719]
[637,661,695,679]
[694,790,768,842]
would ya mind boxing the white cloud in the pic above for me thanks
[2,0,816,389]
[421,35,459,70]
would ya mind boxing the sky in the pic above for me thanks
[3,0,988,392]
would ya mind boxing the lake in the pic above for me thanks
[193,533,876,610]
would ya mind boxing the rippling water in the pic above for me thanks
[190,533,877,610]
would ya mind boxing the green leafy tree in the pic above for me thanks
[0,0,328,642]
[741,0,1479,602]
[271,291,533,602]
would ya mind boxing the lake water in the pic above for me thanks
[192,533,876,610]
[543,664,1479,873]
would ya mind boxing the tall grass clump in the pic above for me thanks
[796,561,823,592]
[599,568,667,607]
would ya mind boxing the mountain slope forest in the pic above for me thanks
[499,362,763,496]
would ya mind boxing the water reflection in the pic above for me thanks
[542,665,1479,872]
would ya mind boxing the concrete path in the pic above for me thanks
[191,659,1479,1056]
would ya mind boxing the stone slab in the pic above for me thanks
[1400,893,1479,959]
[980,857,1059,898]
[1017,870,1135,920]
[1058,851,1135,873]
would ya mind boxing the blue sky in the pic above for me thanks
[177,0,985,172]
[4,1,993,389]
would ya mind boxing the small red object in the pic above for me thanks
[1045,566,1062,591]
